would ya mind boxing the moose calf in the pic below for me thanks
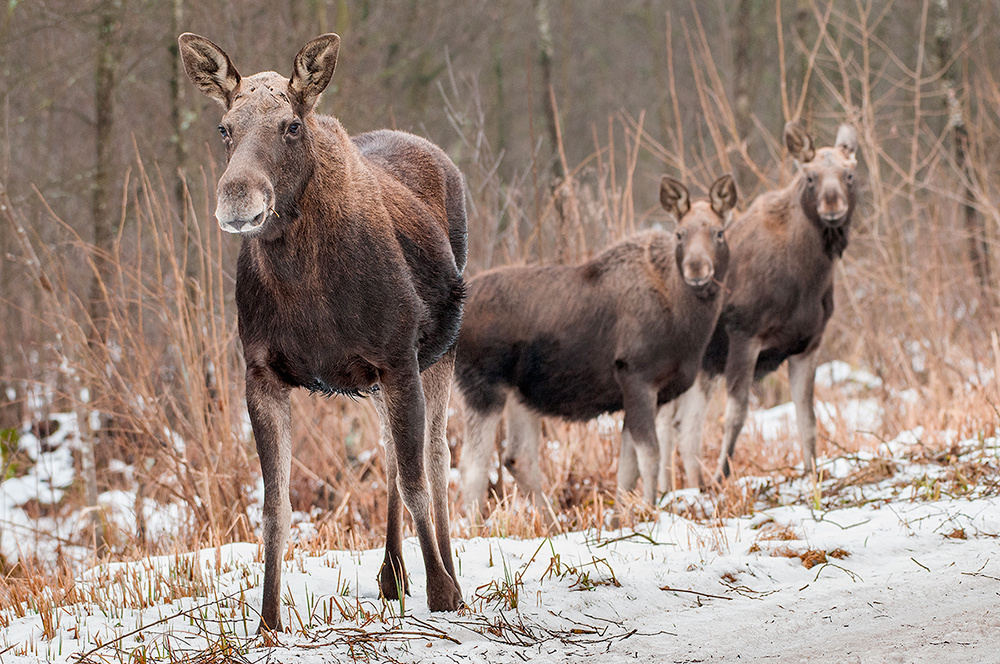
[179,33,467,631]
[658,122,859,490]
[456,175,737,529]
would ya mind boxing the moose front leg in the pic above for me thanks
[504,398,560,532]
[373,392,410,602]
[459,406,503,528]
[617,374,660,507]
[378,358,462,612]
[246,363,293,633]
[714,333,762,482]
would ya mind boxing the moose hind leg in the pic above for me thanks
[656,400,679,493]
[421,348,461,591]
[676,373,715,490]
[618,423,641,494]
[380,359,461,612]
[459,406,503,527]
[246,364,293,633]
[504,398,559,531]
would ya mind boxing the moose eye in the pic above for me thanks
[845,172,855,185]
[716,229,725,241]
[287,121,301,137]
[675,231,684,242]
[806,174,816,188]
[218,125,230,140]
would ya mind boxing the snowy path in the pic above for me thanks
[4,489,999,663]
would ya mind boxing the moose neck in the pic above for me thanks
[240,116,366,287]
[252,116,359,244]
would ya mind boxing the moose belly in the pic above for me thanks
[269,347,380,397]
[518,371,624,422]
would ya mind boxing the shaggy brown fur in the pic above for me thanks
[180,32,467,630]
[456,175,737,528]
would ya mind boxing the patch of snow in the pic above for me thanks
[815,360,882,390]
[4,365,999,662]
[5,484,1000,662]
[597,413,622,436]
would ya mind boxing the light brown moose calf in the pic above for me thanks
[456,175,737,529]
[179,33,467,631]
[658,122,859,490]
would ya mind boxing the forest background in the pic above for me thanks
[1,0,999,569]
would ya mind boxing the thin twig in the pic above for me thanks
[659,585,733,601]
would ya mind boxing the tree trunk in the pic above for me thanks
[169,0,187,212]
[85,0,121,558]
[92,3,116,326]
[934,0,993,311]
[643,1,673,157]
[732,0,754,192]
[535,0,560,179]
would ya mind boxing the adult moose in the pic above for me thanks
[658,122,859,490]
[456,175,737,529]
[179,33,467,631]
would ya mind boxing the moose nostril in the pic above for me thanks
[684,261,713,284]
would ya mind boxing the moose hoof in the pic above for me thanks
[379,560,410,601]
[427,578,462,612]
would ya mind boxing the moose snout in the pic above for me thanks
[682,258,715,288]
[215,178,274,234]
[817,189,848,227]
[817,206,848,226]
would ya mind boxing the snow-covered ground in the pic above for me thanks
[2,364,999,663]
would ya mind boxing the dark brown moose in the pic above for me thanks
[658,122,859,490]
[456,175,737,529]
[179,33,467,631]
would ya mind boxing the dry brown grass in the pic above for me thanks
[767,546,851,570]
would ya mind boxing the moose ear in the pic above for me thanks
[709,174,738,224]
[288,34,341,115]
[178,33,241,109]
[660,176,691,222]
[835,124,859,165]
[784,121,815,164]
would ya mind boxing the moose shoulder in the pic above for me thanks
[179,32,467,631]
